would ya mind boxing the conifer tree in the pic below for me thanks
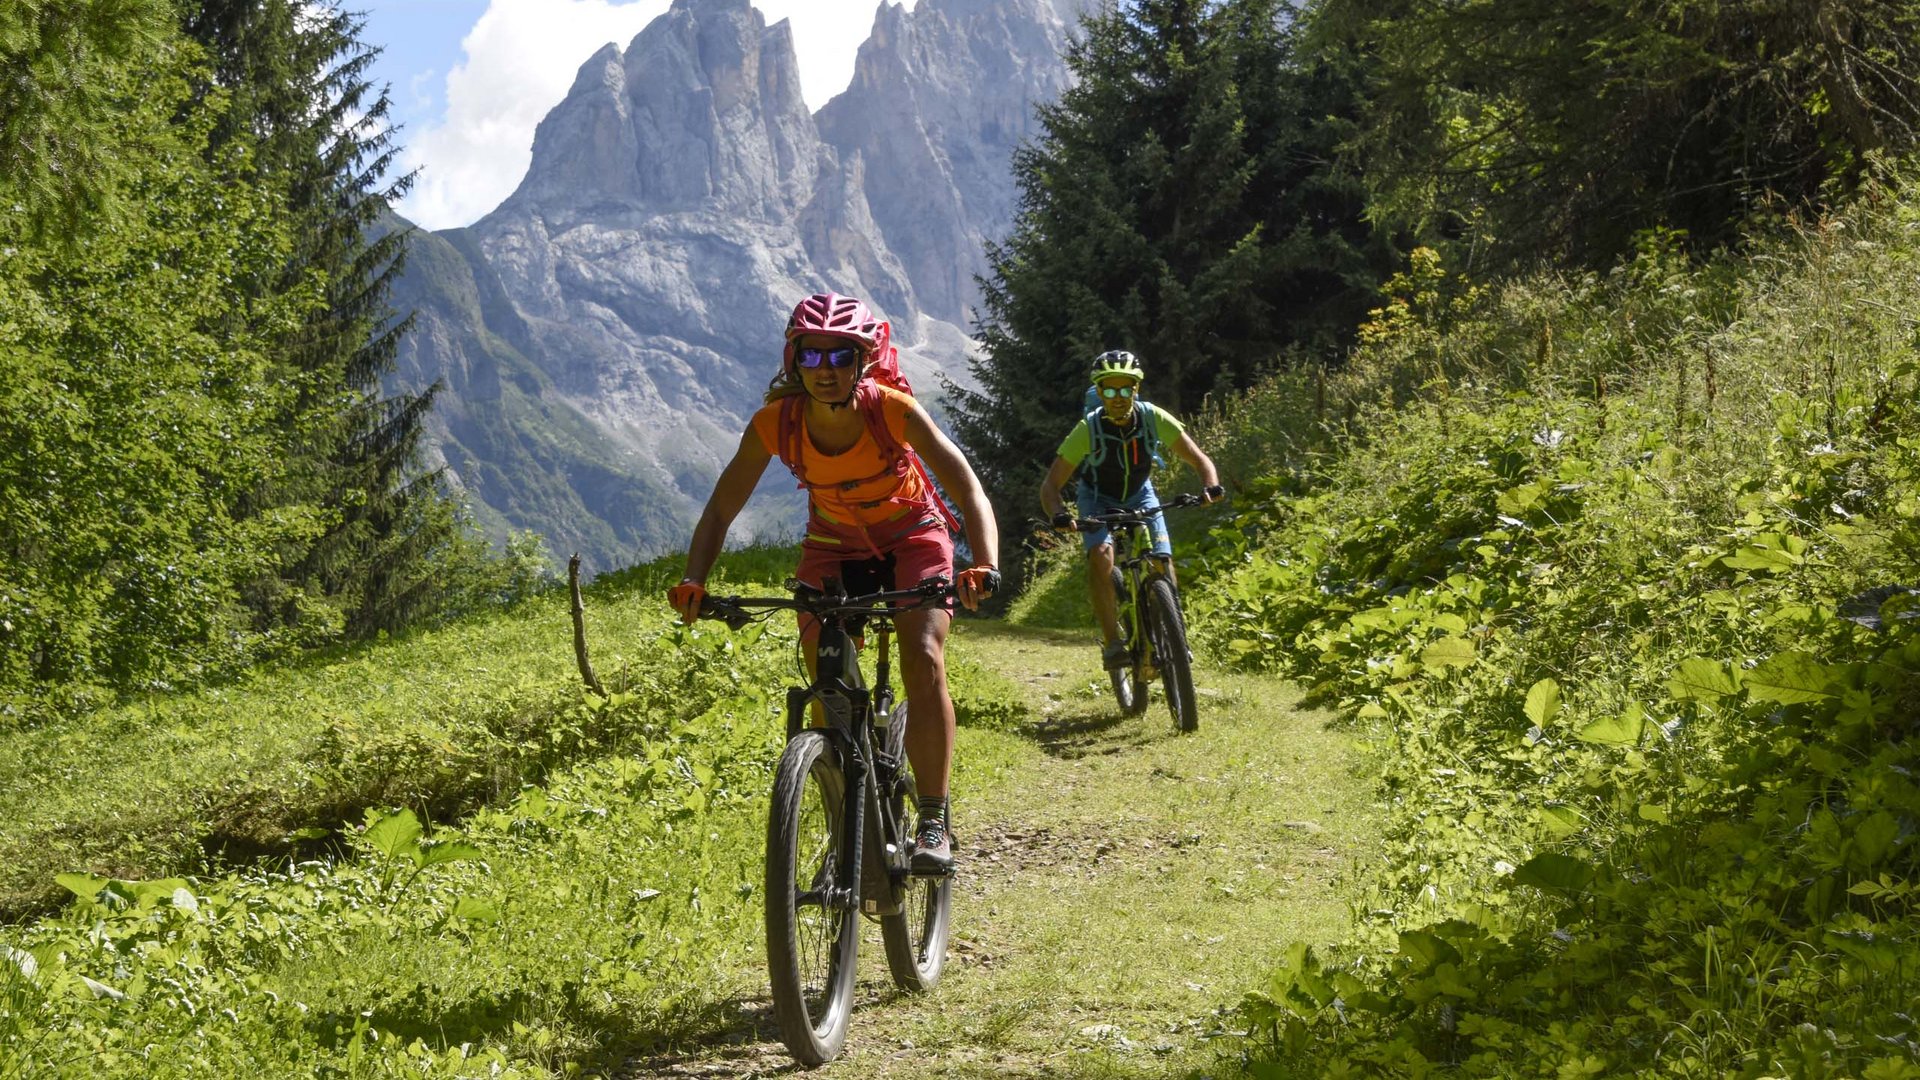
[183,0,468,638]
[0,0,174,238]
[952,0,1394,500]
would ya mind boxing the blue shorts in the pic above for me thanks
[1077,480,1172,557]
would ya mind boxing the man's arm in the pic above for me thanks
[1038,455,1078,522]
[1169,429,1221,499]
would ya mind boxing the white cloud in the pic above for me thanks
[398,0,666,230]
[396,0,915,231]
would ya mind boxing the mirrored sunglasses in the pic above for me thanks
[797,345,861,369]
[1099,384,1136,399]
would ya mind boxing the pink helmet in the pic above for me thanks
[782,292,890,374]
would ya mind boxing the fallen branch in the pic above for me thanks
[569,553,605,696]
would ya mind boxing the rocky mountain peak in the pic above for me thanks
[817,0,1083,322]
[505,0,817,224]
[394,0,1091,569]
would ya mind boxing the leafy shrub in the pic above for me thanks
[1194,177,1920,1076]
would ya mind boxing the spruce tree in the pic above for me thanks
[182,0,467,638]
[0,0,174,238]
[952,0,1394,502]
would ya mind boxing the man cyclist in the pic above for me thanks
[1038,350,1223,672]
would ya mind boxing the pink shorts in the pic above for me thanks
[793,504,953,644]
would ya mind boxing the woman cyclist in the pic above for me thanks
[668,292,1000,874]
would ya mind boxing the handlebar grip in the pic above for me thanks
[697,596,753,631]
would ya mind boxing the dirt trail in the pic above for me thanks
[620,620,1373,1079]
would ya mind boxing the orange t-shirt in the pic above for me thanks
[751,386,930,526]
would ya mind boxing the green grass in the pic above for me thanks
[0,547,792,919]
[0,561,1376,1078]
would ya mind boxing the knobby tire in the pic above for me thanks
[1146,577,1198,733]
[878,703,953,991]
[766,731,860,1064]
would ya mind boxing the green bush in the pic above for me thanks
[1195,177,1920,1076]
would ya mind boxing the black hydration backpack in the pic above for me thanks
[1078,400,1165,499]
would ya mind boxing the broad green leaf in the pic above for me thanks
[1637,803,1669,823]
[1577,703,1644,747]
[288,826,332,841]
[1745,651,1837,704]
[1397,929,1460,971]
[1420,637,1477,670]
[1538,805,1582,838]
[1668,658,1739,701]
[364,809,424,861]
[1496,482,1547,516]
[1510,853,1595,895]
[1852,811,1900,868]
[1722,533,1807,572]
[1523,679,1562,726]
[451,896,501,925]
[416,841,483,870]
[127,878,190,908]
[55,873,109,902]
[1280,941,1335,1008]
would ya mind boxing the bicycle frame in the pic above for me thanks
[706,577,949,914]
[784,607,916,916]
[1108,521,1174,678]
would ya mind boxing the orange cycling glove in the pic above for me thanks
[667,580,706,624]
[955,565,1000,610]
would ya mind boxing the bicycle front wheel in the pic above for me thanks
[879,704,953,991]
[766,731,860,1064]
[1145,577,1198,733]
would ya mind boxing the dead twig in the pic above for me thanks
[569,553,605,697]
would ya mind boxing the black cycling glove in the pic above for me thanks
[1203,484,1226,501]
[1051,511,1076,530]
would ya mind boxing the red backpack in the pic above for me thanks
[774,343,962,536]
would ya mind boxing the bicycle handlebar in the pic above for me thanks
[1068,492,1205,532]
[697,576,956,631]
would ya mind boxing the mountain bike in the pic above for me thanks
[1071,493,1203,733]
[697,576,955,1065]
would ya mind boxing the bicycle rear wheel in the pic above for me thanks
[879,704,952,991]
[1145,577,1198,733]
[766,731,860,1064]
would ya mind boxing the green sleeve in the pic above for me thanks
[1056,420,1093,465]
[1148,405,1185,444]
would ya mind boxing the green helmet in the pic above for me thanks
[1089,349,1143,386]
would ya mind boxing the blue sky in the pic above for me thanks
[354,0,913,230]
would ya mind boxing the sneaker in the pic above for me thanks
[1101,639,1129,671]
[909,817,954,876]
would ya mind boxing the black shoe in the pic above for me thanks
[1101,640,1129,671]
[910,817,954,876]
